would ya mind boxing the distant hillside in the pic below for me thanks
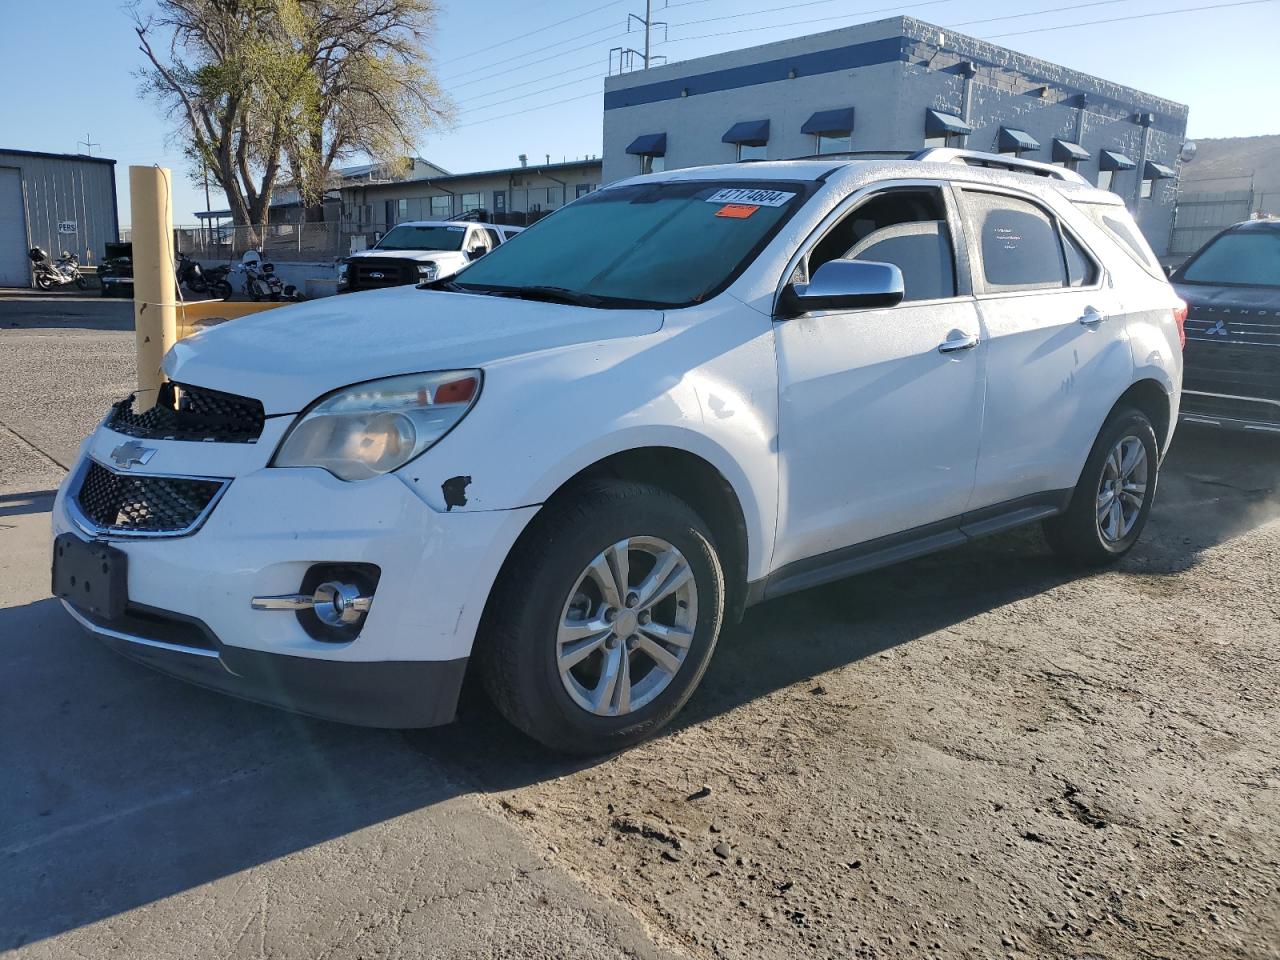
[1182,135,1280,193]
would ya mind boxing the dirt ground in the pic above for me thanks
[461,427,1280,960]
[3,298,1278,959]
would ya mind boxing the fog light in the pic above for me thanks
[312,581,371,626]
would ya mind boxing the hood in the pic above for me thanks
[348,248,459,263]
[165,287,664,413]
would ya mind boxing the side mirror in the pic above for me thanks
[779,259,905,317]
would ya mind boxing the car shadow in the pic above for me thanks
[0,490,57,519]
[3,426,1277,949]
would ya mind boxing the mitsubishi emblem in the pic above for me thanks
[1206,320,1229,337]
[110,440,157,470]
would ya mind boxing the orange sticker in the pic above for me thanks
[716,203,760,219]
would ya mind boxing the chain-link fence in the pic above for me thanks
[170,209,555,264]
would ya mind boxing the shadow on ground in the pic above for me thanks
[2,426,1278,949]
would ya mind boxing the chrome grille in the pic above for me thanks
[73,460,228,537]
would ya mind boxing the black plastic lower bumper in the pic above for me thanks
[69,603,467,728]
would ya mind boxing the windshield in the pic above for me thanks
[375,224,468,252]
[452,180,810,308]
[1179,229,1280,287]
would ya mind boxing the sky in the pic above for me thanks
[0,0,1277,226]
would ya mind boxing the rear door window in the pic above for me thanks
[961,191,1066,292]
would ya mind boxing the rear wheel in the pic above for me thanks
[1043,408,1159,565]
[34,275,53,290]
[479,481,725,755]
[75,275,88,290]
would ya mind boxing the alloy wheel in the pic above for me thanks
[1096,435,1148,543]
[556,536,698,717]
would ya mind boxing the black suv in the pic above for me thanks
[1172,219,1280,433]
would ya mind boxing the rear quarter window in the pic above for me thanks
[1073,201,1164,279]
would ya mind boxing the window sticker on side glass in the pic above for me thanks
[447,226,466,231]
[705,188,795,207]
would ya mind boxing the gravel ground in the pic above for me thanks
[2,297,1277,959]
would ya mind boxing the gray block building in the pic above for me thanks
[0,148,119,286]
[603,16,1189,253]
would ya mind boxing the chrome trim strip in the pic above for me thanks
[1182,390,1280,410]
[67,456,232,541]
[61,600,222,659]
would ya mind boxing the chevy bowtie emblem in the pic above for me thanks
[110,440,156,469]
[1207,320,1229,336]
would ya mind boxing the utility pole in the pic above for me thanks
[624,0,666,70]
[77,134,100,157]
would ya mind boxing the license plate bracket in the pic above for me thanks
[52,533,128,620]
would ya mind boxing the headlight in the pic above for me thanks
[272,370,481,481]
[337,262,349,286]
[417,262,438,280]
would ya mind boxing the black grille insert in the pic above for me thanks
[75,461,226,535]
[107,381,266,443]
[351,259,419,290]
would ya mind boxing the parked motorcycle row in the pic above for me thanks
[44,245,304,302]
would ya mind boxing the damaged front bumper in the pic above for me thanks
[52,422,537,728]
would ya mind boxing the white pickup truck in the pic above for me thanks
[338,220,525,293]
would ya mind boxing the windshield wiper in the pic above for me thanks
[457,284,604,307]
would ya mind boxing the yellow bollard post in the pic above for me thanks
[129,166,178,410]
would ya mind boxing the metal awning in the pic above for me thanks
[801,107,856,136]
[925,109,972,136]
[998,127,1040,153]
[626,133,667,156]
[1052,139,1090,163]
[1099,150,1136,171]
[721,119,770,146]
[1144,160,1176,180]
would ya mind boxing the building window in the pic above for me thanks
[815,134,852,155]
[1098,170,1114,191]
[575,183,593,198]
[737,143,767,162]
[430,195,451,218]
[396,198,409,223]
[1052,159,1080,171]
[461,192,482,214]
[640,154,666,174]
[923,110,971,151]
[1139,178,1154,200]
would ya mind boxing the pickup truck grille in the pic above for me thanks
[350,259,419,293]
[107,381,266,443]
[349,259,420,291]
[74,460,228,536]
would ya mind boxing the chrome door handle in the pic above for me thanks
[1078,306,1105,326]
[937,332,980,353]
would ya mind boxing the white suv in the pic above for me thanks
[51,151,1183,754]
[338,220,523,292]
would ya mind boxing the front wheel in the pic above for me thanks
[478,481,725,755]
[1043,407,1159,566]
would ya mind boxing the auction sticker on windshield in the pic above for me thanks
[705,188,795,207]
[716,204,760,219]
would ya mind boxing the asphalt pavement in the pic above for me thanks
[0,294,680,959]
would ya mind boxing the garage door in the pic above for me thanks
[0,167,29,287]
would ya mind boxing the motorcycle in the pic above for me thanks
[29,247,88,291]
[177,252,233,298]
[240,251,301,302]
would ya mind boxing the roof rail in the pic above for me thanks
[910,148,1090,185]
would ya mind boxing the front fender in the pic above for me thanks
[397,303,780,580]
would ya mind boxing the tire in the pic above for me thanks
[75,275,88,290]
[213,280,232,299]
[35,275,53,291]
[478,480,725,755]
[1043,407,1159,566]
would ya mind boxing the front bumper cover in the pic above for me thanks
[64,602,467,727]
